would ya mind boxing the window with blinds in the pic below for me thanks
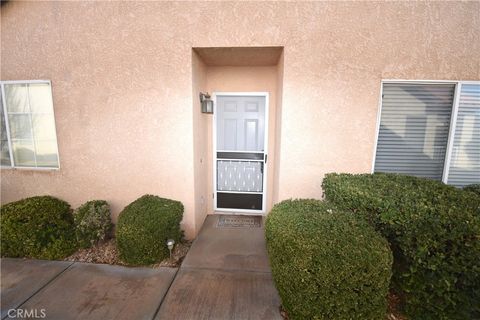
[374,81,480,187]
[447,84,480,187]
[374,83,454,180]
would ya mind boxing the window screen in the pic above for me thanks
[447,84,480,187]
[374,83,455,180]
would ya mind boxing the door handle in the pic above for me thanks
[265,154,268,164]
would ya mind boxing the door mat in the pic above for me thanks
[216,215,262,228]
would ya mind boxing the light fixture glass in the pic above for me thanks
[200,92,214,114]
[166,239,175,259]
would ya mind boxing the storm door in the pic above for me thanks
[213,93,268,213]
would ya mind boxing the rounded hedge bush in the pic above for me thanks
[0,196,77,259]
[464,183,480,196]
[74,200,112,248]
[322,173,480,319]
[265,199,393,320]
[116,195,183,265]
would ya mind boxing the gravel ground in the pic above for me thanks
[387,291,408,320]
[65,238,191,268]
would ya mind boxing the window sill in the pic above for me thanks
[1,166,60,171]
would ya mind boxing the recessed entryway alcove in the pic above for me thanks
[192,46,284,232]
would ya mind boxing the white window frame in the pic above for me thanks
[0,80,60,170]
[372,79,480,184]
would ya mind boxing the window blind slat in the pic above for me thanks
[447,84,480,187]
[374,83,455,180]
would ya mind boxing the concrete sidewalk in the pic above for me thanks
[1,215,281,320]
[155,215,282,320]
[1,259,177,320]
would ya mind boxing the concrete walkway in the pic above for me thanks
[156,215,282,320]
[1,215,281,320]
[1,259,177,320]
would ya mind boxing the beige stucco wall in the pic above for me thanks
[1,1,479,238]
[273,51,284,204]
[192,51,209,235]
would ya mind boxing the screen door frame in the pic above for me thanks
[212,92,269,215]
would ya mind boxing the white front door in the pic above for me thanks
[213,93,268,214]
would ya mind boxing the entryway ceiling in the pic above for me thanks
[193,47,283,66]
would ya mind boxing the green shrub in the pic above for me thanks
[0,196,77,259]
[265,199,392,320]
[322,173,480,319]
[116,195,183,265]
[464,184,480,196]
[74,200,112,248]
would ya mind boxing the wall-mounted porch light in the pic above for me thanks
[200,92,214,114]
